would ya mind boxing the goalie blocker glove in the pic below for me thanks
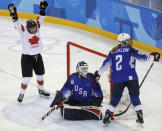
[150,52,160,62]
[39,0,48,16]
[50,90,64,107]
[8,4,18,22]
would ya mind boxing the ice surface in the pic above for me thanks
[0,16,162,131]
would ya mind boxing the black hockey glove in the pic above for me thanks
[94,71,100,82]
[50,90,64,108]
[150,52,160,62]
[92,96,103,106]
[8,4,18,22]
[39,0,48,16]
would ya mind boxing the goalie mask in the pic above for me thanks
[117,33,132,46]
[26,20,37,34]
[76,61,88,78]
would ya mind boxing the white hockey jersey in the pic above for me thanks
[14,16,45,55]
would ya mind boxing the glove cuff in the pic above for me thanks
[40,9,46,16]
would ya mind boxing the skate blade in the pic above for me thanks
[102,122,109,127]
[17,101,22,104]
[39,94,50,98]
[137,122,144,127]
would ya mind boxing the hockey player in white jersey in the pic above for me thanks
[8,0,50,102]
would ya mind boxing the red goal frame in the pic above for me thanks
[66,41,113,99]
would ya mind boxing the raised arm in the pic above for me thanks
[37,0,48,28]
[8,4,25,33]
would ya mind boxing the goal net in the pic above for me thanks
[66,41,135,120]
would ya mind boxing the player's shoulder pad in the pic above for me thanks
[69,72,79,78]
[129,46,138,53]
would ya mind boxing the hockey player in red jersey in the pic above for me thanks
[8,0,50,103]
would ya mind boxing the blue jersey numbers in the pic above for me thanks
[116,55,122,71]
[115,55,135,71]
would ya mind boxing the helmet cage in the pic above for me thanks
[76,61,88,78]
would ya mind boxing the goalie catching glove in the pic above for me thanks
[50,90,64,108]
[8,4,18,22]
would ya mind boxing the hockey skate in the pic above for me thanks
[103,110,112,126]
[17,93,24,103]
[136,110,144,126]
[39,89,50,97]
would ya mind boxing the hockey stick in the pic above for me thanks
[114,61,154,117]
[41,105,58,120]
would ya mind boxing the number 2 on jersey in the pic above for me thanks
[116,55,122,70]
[116,55,135,71]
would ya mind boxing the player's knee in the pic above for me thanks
[130,96,141,106]
[110,97,121,107]
[37,75,44,81]
[22,77,31,85]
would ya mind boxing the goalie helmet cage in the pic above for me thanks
[66,41,114,119]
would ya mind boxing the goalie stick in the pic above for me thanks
[42,104,101,120]
[114,61,154,117]
[41,105,58,120]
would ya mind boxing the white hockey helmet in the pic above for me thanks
[76,61,88,78]
[117,33,132,45]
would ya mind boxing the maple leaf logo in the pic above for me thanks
[28,35,39,45]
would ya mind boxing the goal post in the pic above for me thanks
[67,42,113,94]
[67,41,113,113]
[67,41,109,75]
[66,41,134,120]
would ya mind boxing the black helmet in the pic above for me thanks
[26,20,37,34]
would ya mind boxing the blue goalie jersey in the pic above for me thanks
[98,46,151,84]
[60,72,103,102]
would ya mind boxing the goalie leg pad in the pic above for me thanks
[61,106,102,120]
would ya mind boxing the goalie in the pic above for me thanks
[50,61,103,120]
